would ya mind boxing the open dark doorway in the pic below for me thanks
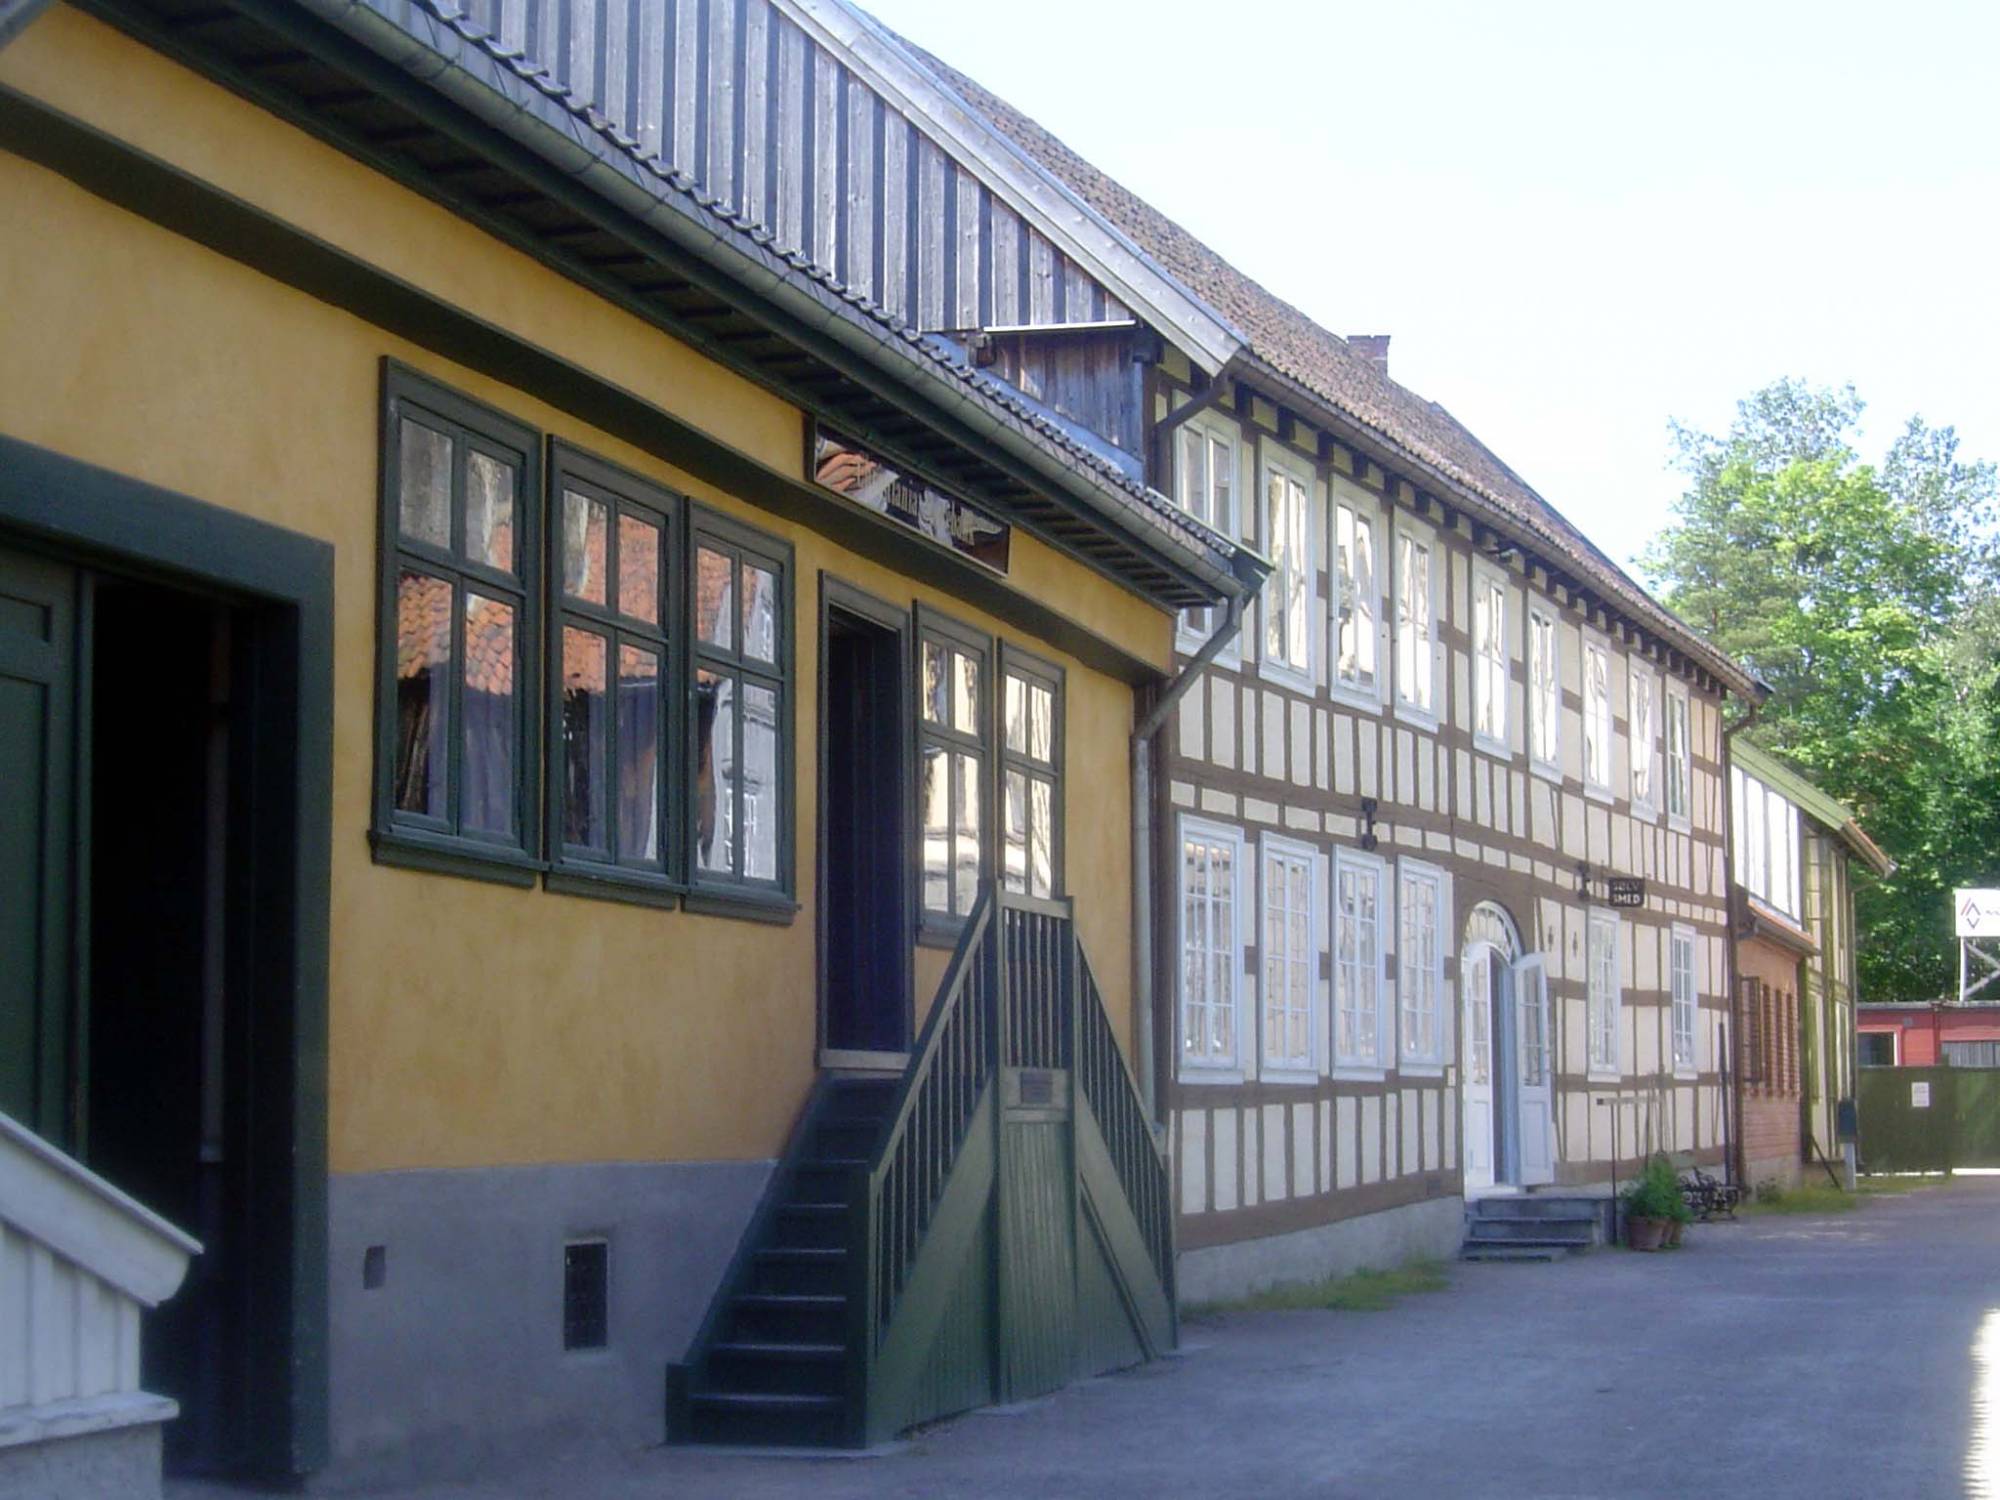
[86,579,259,1476]
[819,581,910,1061]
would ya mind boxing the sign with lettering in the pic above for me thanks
[1605,878,1647,909]
[1957,889,2000,939]
[811,425,1011,574]
[1912,1081,1932,1109]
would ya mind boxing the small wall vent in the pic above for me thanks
[563,1239,608,1350]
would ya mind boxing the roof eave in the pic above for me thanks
[280,0,1246,610]
[1233,354,1760,697]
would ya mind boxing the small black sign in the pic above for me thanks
[1606,877,1647,909]
[811,424,1011,574]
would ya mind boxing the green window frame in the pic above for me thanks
[546,444,682,902]
[688,506,795,913]
[916,605,992,934]
[998,642,1063,900]
[373,362,542,882]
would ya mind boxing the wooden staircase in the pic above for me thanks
[669,884,1175,1449]
[670,1074,895,1446]
[1459,1194,1607,1262]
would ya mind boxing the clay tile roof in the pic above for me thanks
[875,19,1756,694]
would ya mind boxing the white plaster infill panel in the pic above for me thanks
[0,1109,199,1451]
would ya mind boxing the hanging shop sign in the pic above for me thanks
[810,423,1011,575]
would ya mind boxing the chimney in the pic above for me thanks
[1347,334,1391,375]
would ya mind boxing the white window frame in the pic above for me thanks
[1528,602,1561,780]
[1665,682,1691,829]
[1396,857,1451,1073]
[1173,413,1242,663]
[1392,514,1441,729]
[1177,815,1245,1080]
[1259,833,1319,1081]
[1472,559,1510,756]
[1581,629,1613,798]
[1670,923,1698,1077]
[1629,661,1659,818]
[1329,486,1387,710]
[1587,908,1622,1081]
[1259,446,1316,692]
[1332,847,1390,1077]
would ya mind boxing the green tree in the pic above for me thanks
[1644,379,2000,1002]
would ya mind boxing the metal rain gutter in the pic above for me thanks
[1129,544,1268,1124]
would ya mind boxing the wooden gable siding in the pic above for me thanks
[433,0,1132,340]
[987,329,1144,458]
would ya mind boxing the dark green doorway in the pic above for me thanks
[0,533,306,1478]
[818,579,911,1063]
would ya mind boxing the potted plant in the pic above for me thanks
[1621,1155,1684,1251]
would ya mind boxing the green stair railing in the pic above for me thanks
[1077,949,1175,1296]
[860,885,997,1346]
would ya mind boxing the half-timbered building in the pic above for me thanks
[778,4,1768,1291]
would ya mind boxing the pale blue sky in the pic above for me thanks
[862,0,2000,574]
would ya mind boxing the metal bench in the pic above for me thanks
[1678,1162,1742,1221]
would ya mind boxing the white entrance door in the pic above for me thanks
[1514,953,1555,1185]
[1461,947,1496,1191]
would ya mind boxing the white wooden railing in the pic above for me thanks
[0,1110,199,1454]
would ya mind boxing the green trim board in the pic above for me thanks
[0,81,1171,689]
[0,431,333,1476]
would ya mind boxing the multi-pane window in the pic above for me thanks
[378,369,540,866]
[918,612,989,923]
[1666,688,1691,822]
[1000,647,1062,900]
[551,449,675,886]
[1630,665,1658,812]
[1263,465,1312,680]
[1473,570,1507,747]
[1670,926,1698,1071]
[376,369,795,903]
[1176,425,1235,638]
[1334,852,1384,1069]
[1587,910,1621,1075]
[1261,839,1314,1072]
[1395,531,1434,716]
[1582,638,1612,790]
[1397,863,1444,1065]
[1731,767,1802,919]
[1180,819,1241,1069]
[691,516,788,890]
[1529,607,1560,770]
[1332,501,1379,699]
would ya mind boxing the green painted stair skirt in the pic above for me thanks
[670,883,1175,1448]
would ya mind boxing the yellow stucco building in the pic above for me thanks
[0,0,1249,1483]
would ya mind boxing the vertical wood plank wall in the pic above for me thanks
[414,0,1135,364]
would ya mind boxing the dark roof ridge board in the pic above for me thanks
[865,10,1759,697]
[285,0,1255,606]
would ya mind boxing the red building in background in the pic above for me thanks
[1857,1003,2000,1069]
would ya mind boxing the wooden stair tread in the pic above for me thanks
[689,1391,844,1412]
[710,1341,845,1360]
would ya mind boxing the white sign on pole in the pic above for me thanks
[1912,1081,1932,1109]
[1958,889,2000,938]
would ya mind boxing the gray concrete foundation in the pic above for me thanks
[320,1158,770,1491]
[0,1420,163,1500]
[1176,1195,1465,1305]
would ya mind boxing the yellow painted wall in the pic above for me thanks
[0,6,1158,1173]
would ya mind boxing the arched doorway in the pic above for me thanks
[1461,903,1554,1191]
